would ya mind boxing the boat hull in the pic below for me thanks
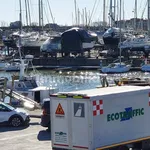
[101,66,131,73]
[103,37,119,45]
[141,64,150,72]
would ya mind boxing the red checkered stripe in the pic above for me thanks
[93,100,103,116]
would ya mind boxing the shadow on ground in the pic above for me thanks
[37,130,51,141]
[29,122,40,125]
[0,121,39,132]
[0,124,29,132]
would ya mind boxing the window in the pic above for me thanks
[0,104,10,112]
[0,103,14,111]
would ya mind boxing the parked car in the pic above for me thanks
[0,101,30,127]
[41,98,50,131]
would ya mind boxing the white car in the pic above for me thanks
[0,102,30,127]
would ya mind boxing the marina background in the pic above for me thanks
[1,69,150,92]
[0,0,147,26]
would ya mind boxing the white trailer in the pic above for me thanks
[50,85,150,150]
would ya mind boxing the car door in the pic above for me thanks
[0,104,12,123]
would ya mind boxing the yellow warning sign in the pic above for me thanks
[55,103,65,115]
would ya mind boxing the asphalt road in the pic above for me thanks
[0,118,51,150]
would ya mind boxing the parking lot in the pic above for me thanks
[0,117,51,150]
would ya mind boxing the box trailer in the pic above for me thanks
[50,85,150,150]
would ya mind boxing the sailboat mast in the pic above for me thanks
[25,0,28,26]
[85,7,88,28]
[82,9,85,26]
[103,0,106,29]
[134,0,137,31]
[74,0,77,25]
[109,0,113,27]
[39,0,41,27]
[122,0,125,29]
[41,0,44,31]
[27,0,31,26]
[116,0,119,27]
[47,0,55,25]
[148,0,150,34]
[119,0,122,65]
[19,0,22,36]
[19,0,25,80]
[114,0,116,24]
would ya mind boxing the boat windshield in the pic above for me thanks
[50,37,61,43]
[108,63,116,68]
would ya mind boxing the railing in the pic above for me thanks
[0,77,40,110]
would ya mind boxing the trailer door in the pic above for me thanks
[71,100,89,150]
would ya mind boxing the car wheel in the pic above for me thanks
[9,116,23,127]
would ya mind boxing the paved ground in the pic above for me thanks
[26,109,42,118]
[0,117,52,150]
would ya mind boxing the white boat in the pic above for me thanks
[141,64,150,72]
[0,61,6,70]
[101,2,131,74]
[40,35,61,53]
[119,35,150,51]
[22,33,48,48]
[6,54,58,104]
[103,27,133,46]
[101,62,131,73]
[4,59,28,72]
[6,75,57,105]
[141,58,150,72]
[6,0,58,106]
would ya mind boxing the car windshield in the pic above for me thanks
[1,102,15,111]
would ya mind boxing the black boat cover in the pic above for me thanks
[61,27,92,53]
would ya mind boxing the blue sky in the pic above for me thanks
[0,0,148,26]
